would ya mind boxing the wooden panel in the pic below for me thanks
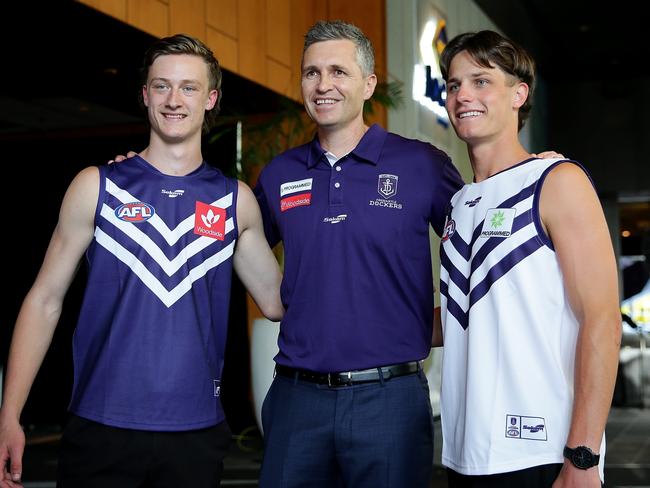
[206,0,237,39]
[266,58,292,98]
[288,0,327,101]
[265,0,290,66]
[169,0,206,39]
[327,0,386,75]
[237,0,266,84]
[127,0,169,38]
[76,0,127,20]
[207,27,238,72]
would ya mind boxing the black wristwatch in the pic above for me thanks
[563,445,600,469]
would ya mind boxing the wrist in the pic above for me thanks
[563,445,600,469]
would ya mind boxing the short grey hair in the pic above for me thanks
[303,20,375,76]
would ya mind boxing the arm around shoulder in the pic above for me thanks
[233,181,284,321]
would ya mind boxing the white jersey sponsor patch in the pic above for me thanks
[480,207,516,238]
[505,414,547,441]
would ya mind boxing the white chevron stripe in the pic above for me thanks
[100,204,234,276]
[105,178,233,245]
[95,227,236,308]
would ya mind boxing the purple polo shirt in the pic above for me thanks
[255,124,463,372]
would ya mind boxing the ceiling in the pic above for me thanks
[474,0,650,82]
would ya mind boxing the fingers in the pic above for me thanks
[108,151,138,165]
[8,444,22,484]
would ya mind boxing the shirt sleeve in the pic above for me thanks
[253,172,281,248]
[430,155,464,237]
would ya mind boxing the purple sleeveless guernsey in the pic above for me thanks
[69,156,238,431]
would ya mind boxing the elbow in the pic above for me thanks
[260,301,284,322]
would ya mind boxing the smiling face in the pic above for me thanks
[445,50,528,145]
[142,54,218,144]
[301,39,377,133]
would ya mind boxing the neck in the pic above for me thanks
[467,132,531,182]
[318,121,369,157]
[140,132,204,176]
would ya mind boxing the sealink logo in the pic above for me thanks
[115,202,155,222]
[464,196,482,207]
[161,189,185,198]
[481,208,516,238]
[194,201,226,240]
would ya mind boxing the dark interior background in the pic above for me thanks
[1,0,291,435]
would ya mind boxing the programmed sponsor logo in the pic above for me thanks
[280,178,313,197]
[115,202,155,222]
[194,201,226,240]
[323,214,347,224]
[161,189,185,198]
[281,193,311,212]
[480,208,516,238]
[505,414,547,441]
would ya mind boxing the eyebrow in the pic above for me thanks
[448,70,493,83]
[150,77,203,85]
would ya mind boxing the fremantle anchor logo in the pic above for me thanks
[377,174,398,199]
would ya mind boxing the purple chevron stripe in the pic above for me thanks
[470,209,533,273]
[440,281,469,330]
[469,236,543,308]
[441,247,470,295]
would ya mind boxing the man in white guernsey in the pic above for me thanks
[436,30,621,487]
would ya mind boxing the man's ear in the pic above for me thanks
[513,82,529,109]
[206,89,219,110]
[142,85,149,107]
[363,74,378,101]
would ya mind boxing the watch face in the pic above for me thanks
[571,447,595,469]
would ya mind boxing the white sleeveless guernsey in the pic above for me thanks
[440,158,605,478]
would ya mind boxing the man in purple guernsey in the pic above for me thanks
[0,34,283,487]
[254,21,464,487]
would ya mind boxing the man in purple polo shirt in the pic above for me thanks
[254,20,464,487]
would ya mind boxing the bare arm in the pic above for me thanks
[540,164,621,488]
[233,181,284,321]
[0,167,98,485]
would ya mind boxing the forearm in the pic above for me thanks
[566,313,621,450]
[1,293,61,421]
[432,306,443,347]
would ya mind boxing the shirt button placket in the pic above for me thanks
[330,164,343,206]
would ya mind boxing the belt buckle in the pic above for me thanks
[327,373,332,387]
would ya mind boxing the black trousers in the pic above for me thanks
[447,463,563,488]
[57,414,231,488]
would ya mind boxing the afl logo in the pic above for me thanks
[115,202,155,222]
[442,218,456,242]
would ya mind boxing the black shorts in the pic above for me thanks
[447,463,563,488]
[57,414,231,488]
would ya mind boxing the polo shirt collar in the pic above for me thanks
[306,123,387,168]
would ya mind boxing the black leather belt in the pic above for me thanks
[275,361,420,387]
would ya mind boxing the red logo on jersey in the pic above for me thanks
[280,193,311,212]
[194,201,226,240]
[115,202,155,222]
